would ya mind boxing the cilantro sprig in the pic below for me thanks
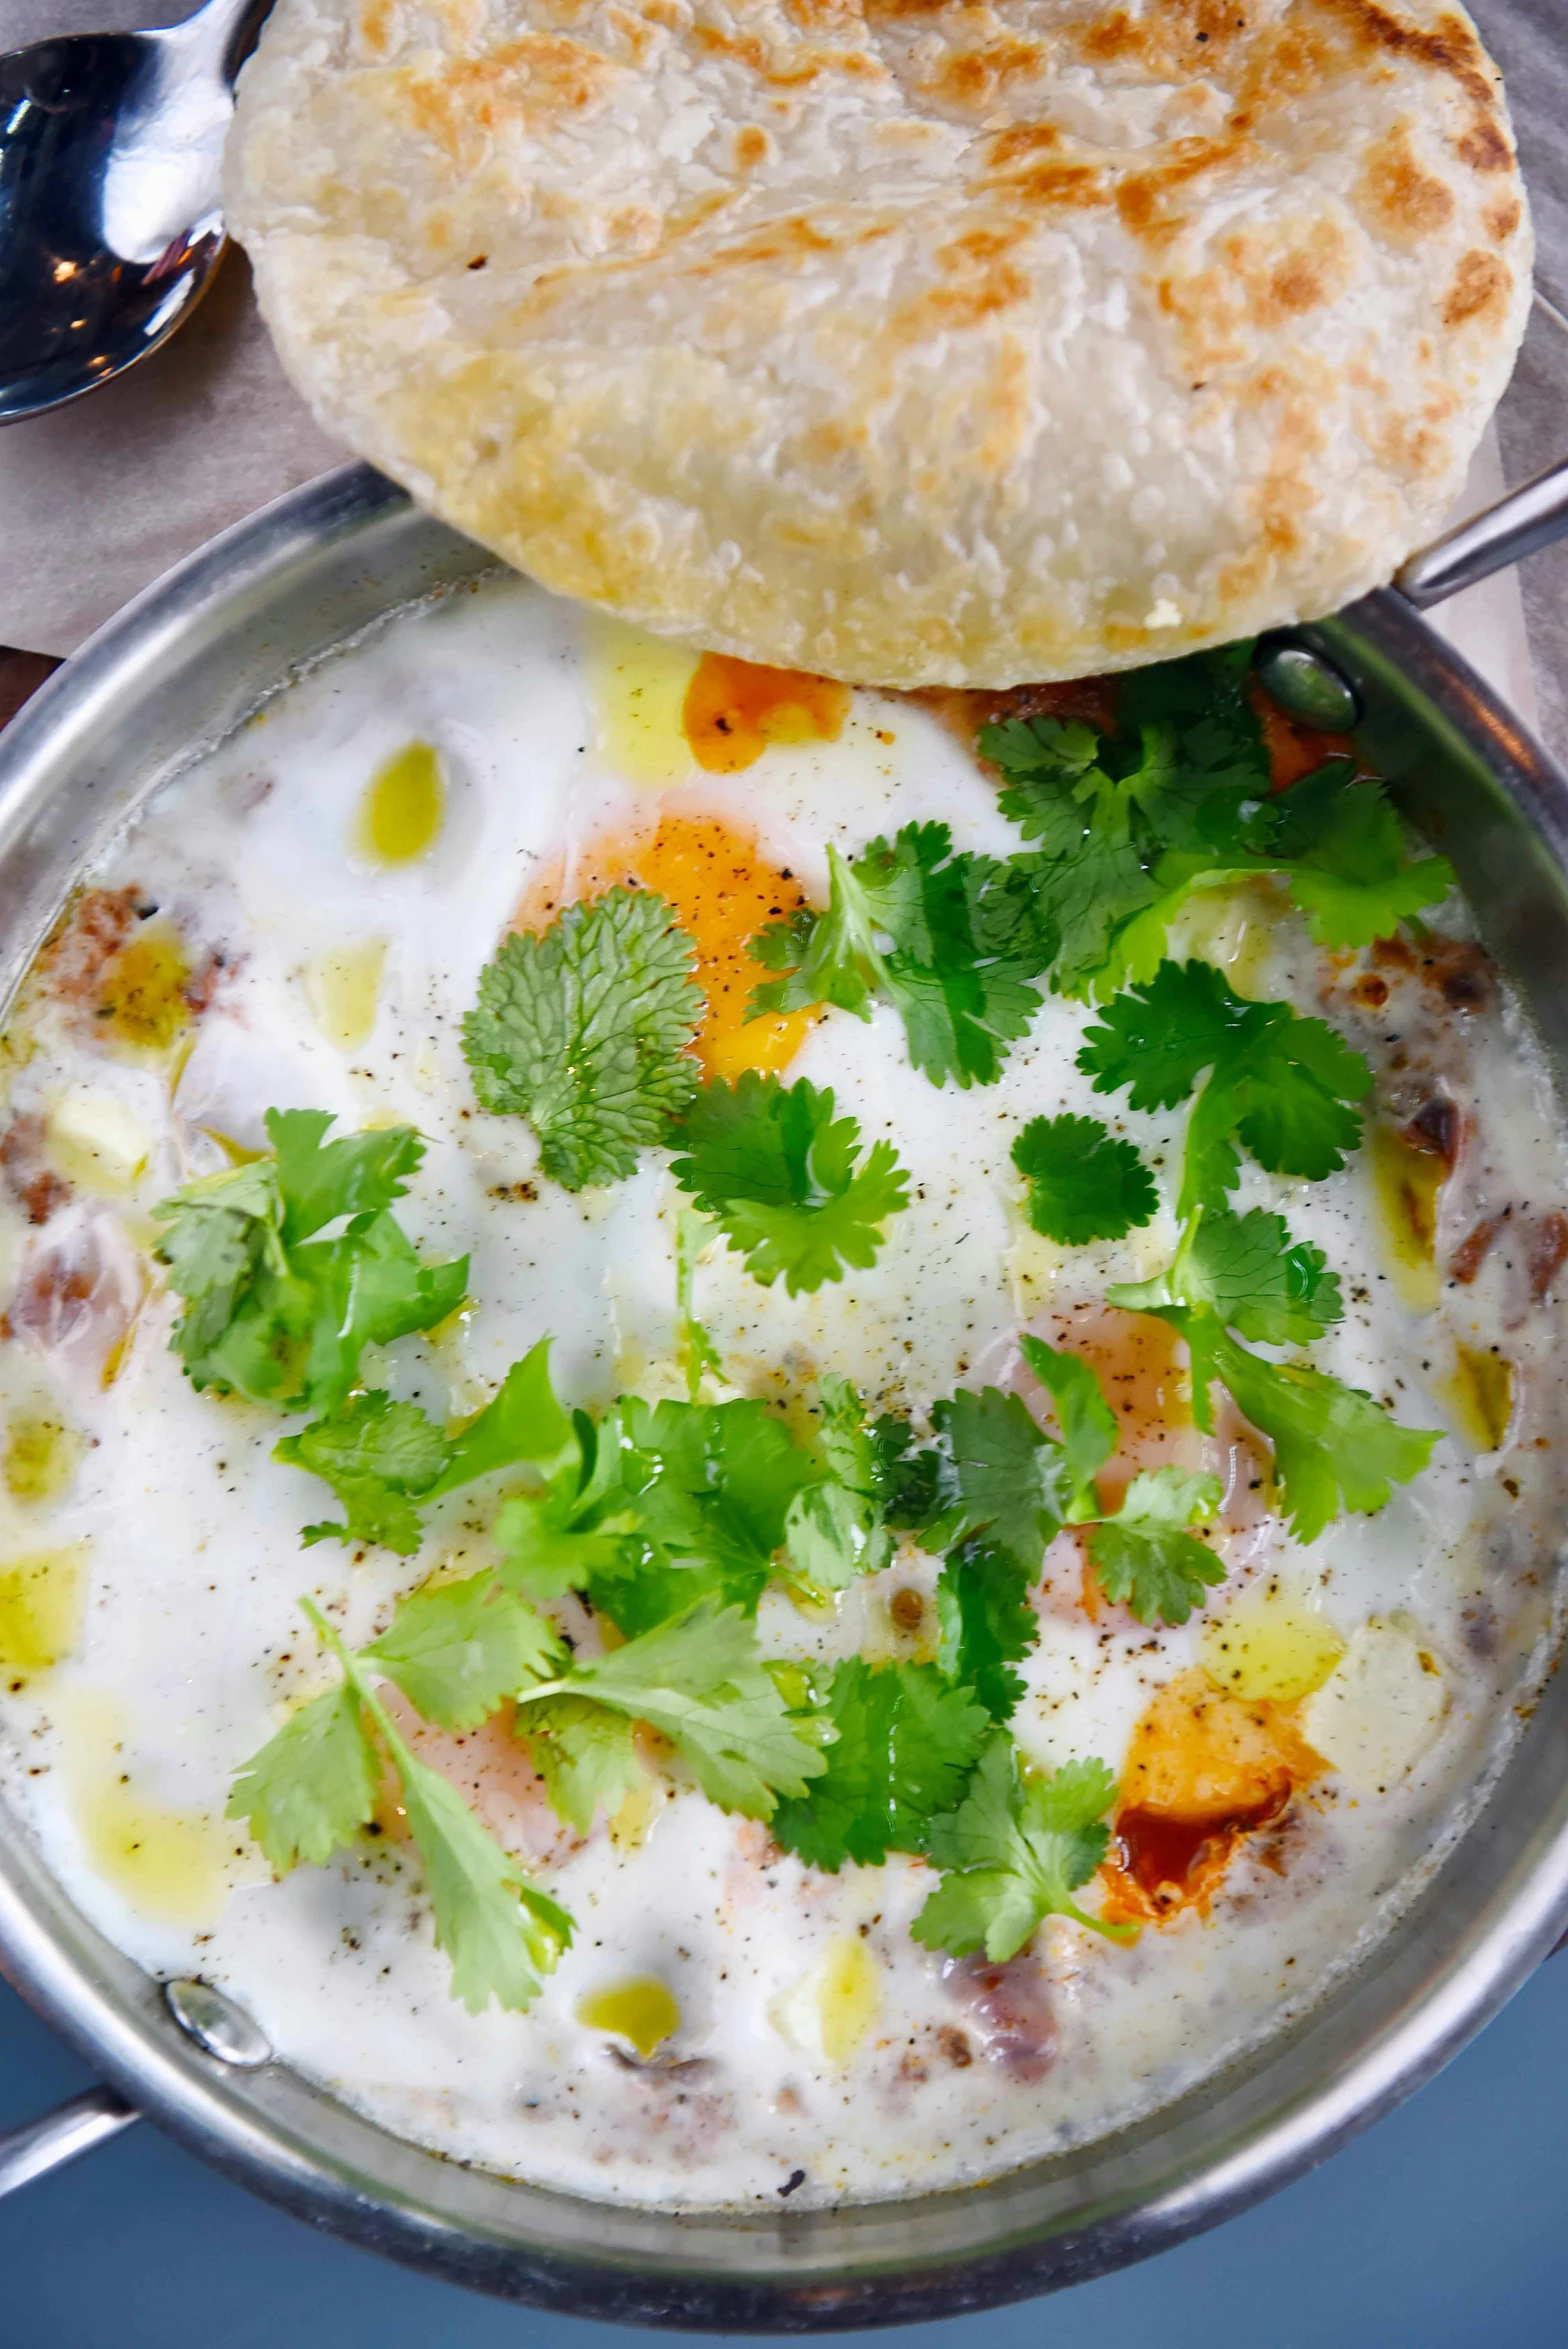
[228,1591,571,2014]
[463,888,704,1190]
[981,646,1452,999]
[747,822,1058,1087]
[513,1598,830,1823]
[1109,1206,1439,1542]
[1078,960,1370,1215]
[889,1335,1225,1696]
[912,1738,1131,1958]
[1012,1112,1158,1246]
[232,1572,830,2001]
[669,1073,909,1294]
[153,1111,466,1414]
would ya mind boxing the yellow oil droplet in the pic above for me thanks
[97,922,191,1053]
[577,1976,681,2058]
[304,937,388,1050]
[63,1695,230,1927]
[1199,1579,1345,1703]
[1443,1341,1513,1452]
[3,1414,83,1505]
[1370,1125,1445,1314]
[816,1934,881,2064]
[357,741,445,866]
[770,1933,881,2065]
[608,1775,663,1850]
[585,616,700,788]
[0,1543,84,1675]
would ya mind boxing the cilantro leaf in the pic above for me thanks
[276,1339,590,1558]
[362,1573,563,1732]
[392,1741,574,2015]
[1088,1467,1225,1624]
[1206,1326,1440,1544]
[1112,1206,1343,1345]
[585,1396,819,1635]
[153,1113,466,1414]
[1024,837,1164,1002]
[981,714,1109,851]
[867,1412,952,1536]
[431,1337,580,1494]
[770,1658,991,1871]
[275,1393,449,1555]
[152,1159,283,1369]
[935,1541,1038,1721]
[669,1073,909,1295]
[1269,765,1456,949]
[462,888,704,1191]
[226,1680,378,1872]
[1078,960,1369,1213]
[1016,1334,1118,1520]
[519,1696,643,1835]
[930,1385,1065,1571]
[781,1481,878,1600]
[265,1109,424,1241]
[779,1374,901,1599]
[912,1738,1128,1958]
[748,823,1057,1088]
[520,1600,829,1817]
[1011,1113,1158,1247]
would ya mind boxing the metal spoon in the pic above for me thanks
[0,0,274,424]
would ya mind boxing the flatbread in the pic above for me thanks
[225,0,1531,687]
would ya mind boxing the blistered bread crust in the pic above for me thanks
[225,0,1532,687]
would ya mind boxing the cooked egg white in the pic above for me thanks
[0,572,1562,2209]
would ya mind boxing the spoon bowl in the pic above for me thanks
[0,0,271,424]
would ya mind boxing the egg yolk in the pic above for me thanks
[682,652,850,775]
[1100,1668,1324,1925]
[529,813,816,1079]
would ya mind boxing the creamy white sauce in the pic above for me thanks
[0,573,1562,2209]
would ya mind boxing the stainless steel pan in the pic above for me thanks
[1,459,1567,2328]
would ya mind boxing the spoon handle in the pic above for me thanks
[1396,457,1568,609]
[169,0,277,84]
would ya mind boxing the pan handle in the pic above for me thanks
[1396,457,1568,608]
[0,2086,139,2197]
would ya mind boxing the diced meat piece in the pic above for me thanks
[0,1114,71,1226]
[942,1955,1055,2081]
[1402,1094,1461,1169]
[1370,931,1494,1015]
[6,1208,144,1383]
[178,946,235,1018]
[1527,1213,1568,1304]
[36,887,143,1010]
[1450,1213,1505,1285]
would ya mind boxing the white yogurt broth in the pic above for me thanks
[0,572,1562,2211]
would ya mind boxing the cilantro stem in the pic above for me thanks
[511,1679,570,1710]
[675,1207,722,1402]
[299,1593,421,1781]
